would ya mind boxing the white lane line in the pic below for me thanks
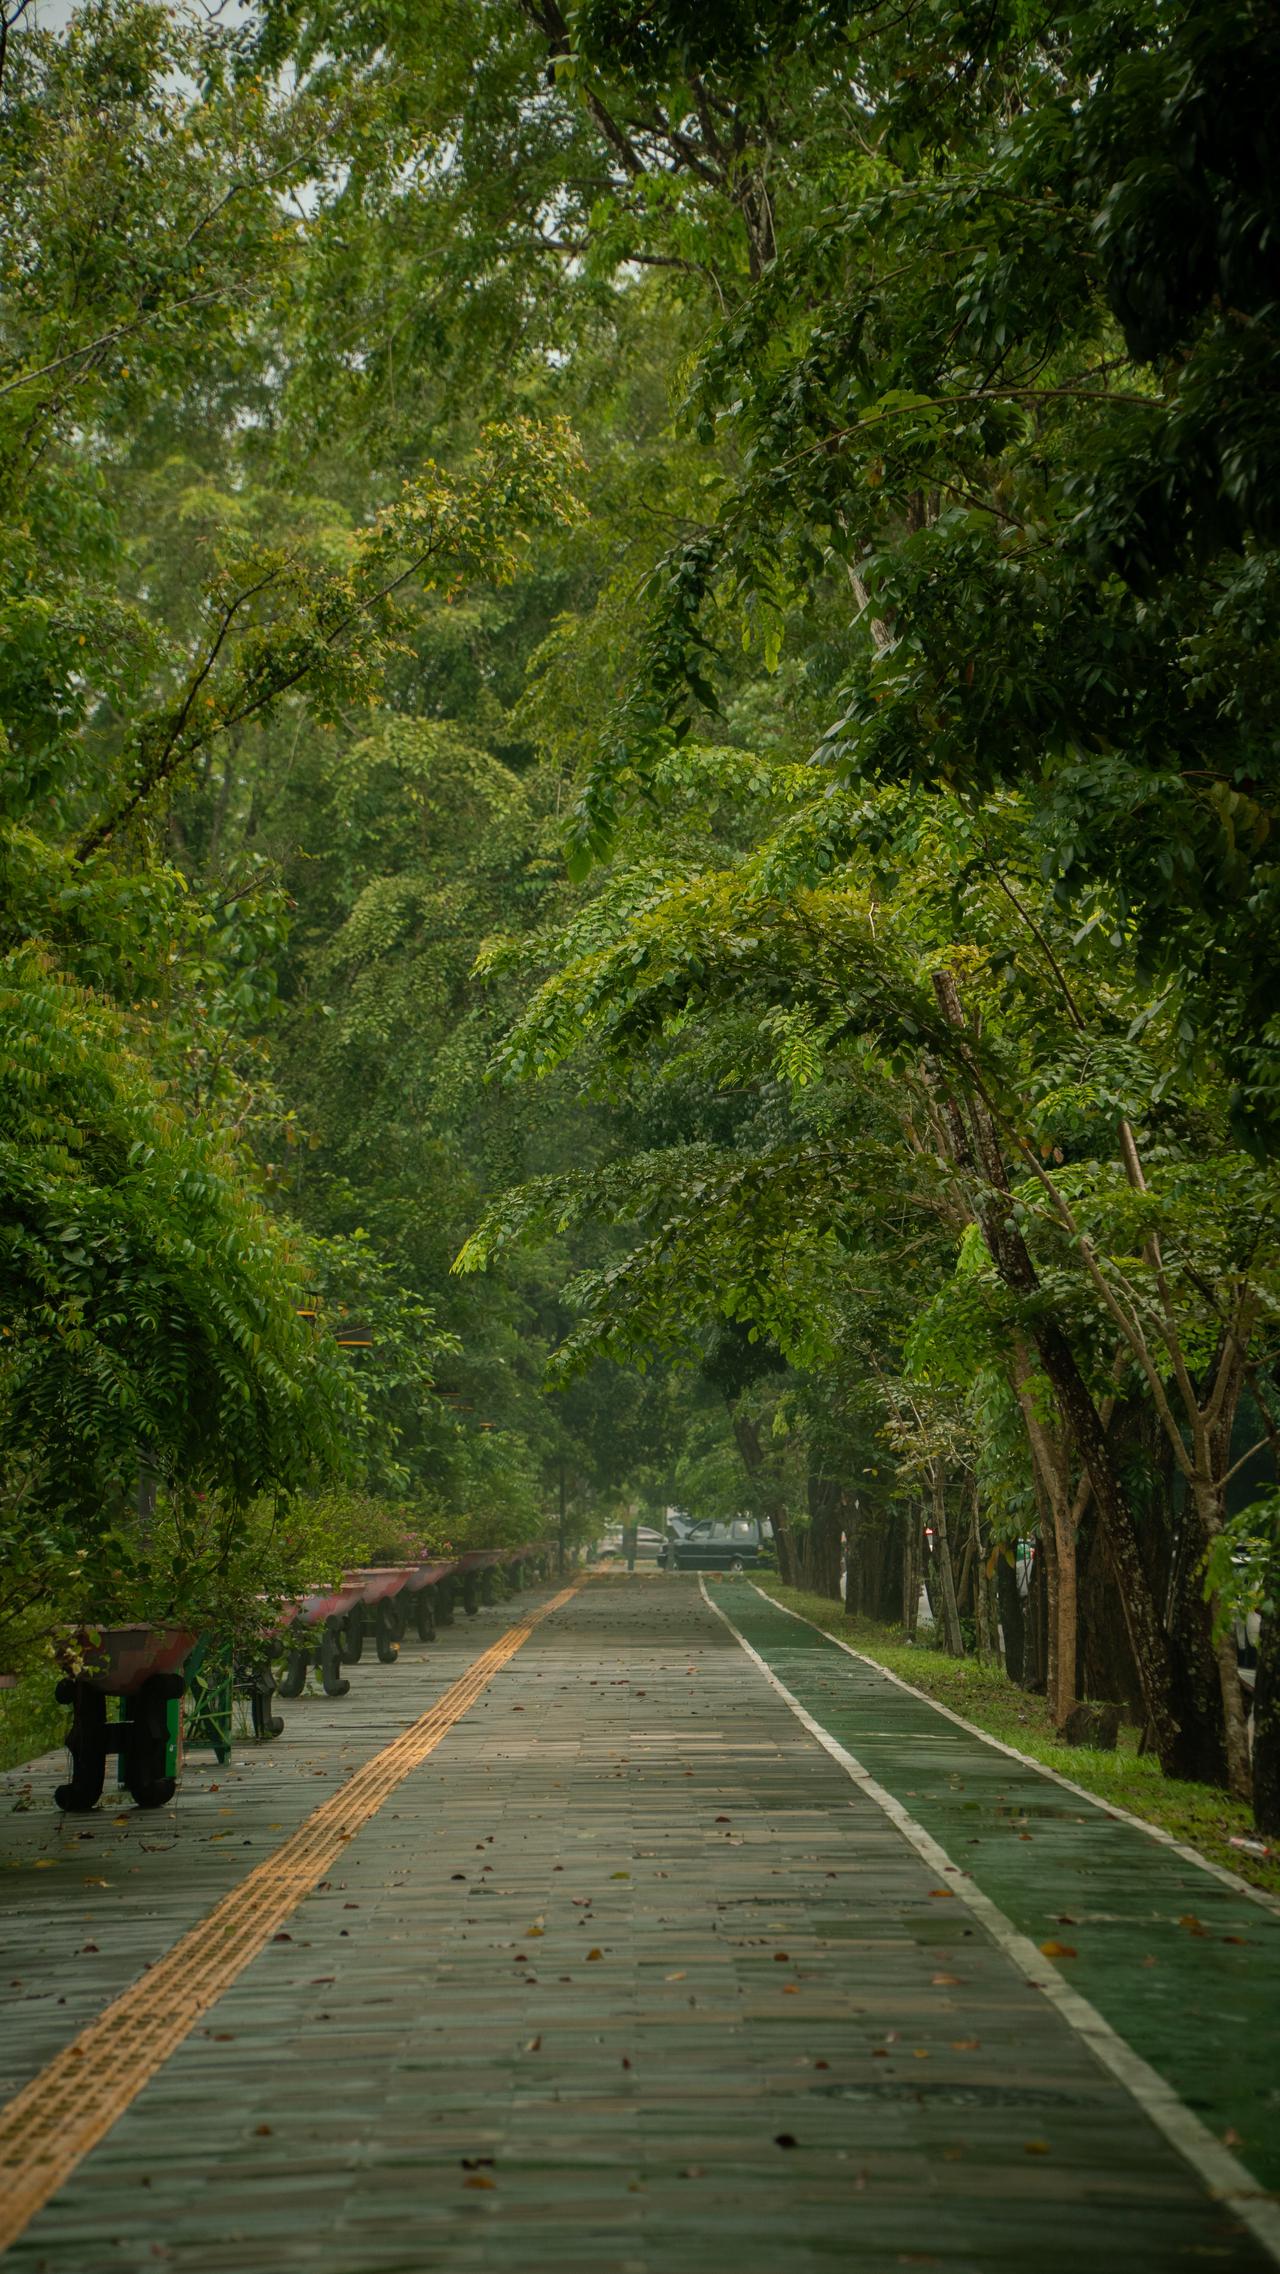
[700,1575,1280,2268]
[750,1582,1280,1920]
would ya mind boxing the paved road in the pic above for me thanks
[0,1574,1274,2272]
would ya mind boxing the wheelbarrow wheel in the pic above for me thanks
[413,1592,436,1643]
[122,1675,181,1809]
[276,1648,309,1700]
[319,1624,350,1698]
[53,1680,107,1814]
[246,1664,285,1739]
[338,1605,364,1664]
[374,1601,400,1664]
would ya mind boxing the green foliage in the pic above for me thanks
[6,0,1280,1788]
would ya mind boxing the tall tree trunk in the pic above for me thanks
[1190,1481,1252,1802]
[901,1506,922,1639]
[728,1403,796,1583]
[931,970,1180,1770]
[1039,1504,1061,1710]
[970,1485,997,1663]
[1253,1573,1280,1836]
[994,1546,1026,1684]
[807,1470,845,1601]
[1077,1504,1145,1718]
[1191,1350,1253,1801]
[929,1461,965,1657]
[873,1505,905,1622]
[1023,1544,1048,1692]
[1012,1358,1089,1726]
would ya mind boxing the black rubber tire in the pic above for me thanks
[320,1626,351,1698]
[248,1668,285,1739]
[413,1591,436,1642]
[276,1649,308,1700]
[338,1605,365,1664]
[122,1676,180,1808]
[54,1682,107,1814]
[374,1601,400,1664]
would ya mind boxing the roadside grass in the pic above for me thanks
[753,1577,1280,1901]
[0,1669,63,1776]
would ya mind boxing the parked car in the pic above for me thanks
[658,1517,774,1573]
[631,1526,667,1562]
[591,1525,666,1563]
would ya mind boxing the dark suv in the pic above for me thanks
[658,1518,774,1573]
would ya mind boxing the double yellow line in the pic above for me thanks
[0,1575,584,2254]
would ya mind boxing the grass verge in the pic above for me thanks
[754,1578,1280,1901]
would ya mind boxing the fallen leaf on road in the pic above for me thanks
[1038,1940,1077,1959]
[587,1947,603,1961]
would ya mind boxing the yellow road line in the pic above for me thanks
[0,1575,585,2254]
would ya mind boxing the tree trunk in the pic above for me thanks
[1023,1544,1048,1693]
[901,1506,922,1639]
[970,1488,997,1663]
[772,1513,797,1587]
[930,969,1181,1771]
[1189,1356,1254,1801]
[1190,1479,1252,1801]
[729,1403,795,1584]
[929,1461,965,1657]
[1077,1506,1144,1719]
[806,1471,845,1601]
[994,1546,1026,1684]
[1021,1417,1074,1722]
[873,1505,904,1623]
[1253,1574,1280,1835]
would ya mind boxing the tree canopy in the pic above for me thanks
[2,0,1279,1827]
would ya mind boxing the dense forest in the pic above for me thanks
[2,0,1279,1826]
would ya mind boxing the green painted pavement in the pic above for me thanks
[3,1576,1273,2273]
[717,1579,1280,2195]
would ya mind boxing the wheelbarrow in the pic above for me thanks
[54,1625,196,1813]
